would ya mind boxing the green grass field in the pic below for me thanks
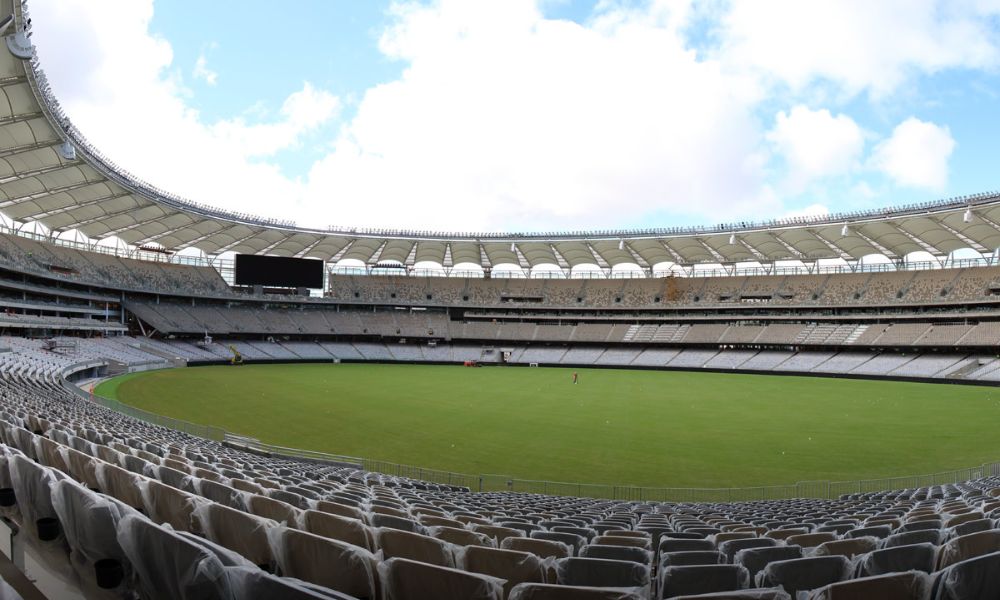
[96,364,1000,488]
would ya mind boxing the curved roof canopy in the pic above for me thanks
[2,1,1000,270]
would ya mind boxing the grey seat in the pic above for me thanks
[659,564,750,599]
[660,538,715,554]
[197,479,246,510]
[378,557,503,600]
[948,519,993,539]
[270,527,378,600]
[660,551,726,567]
[532,531,587,553]
[226,567,358,599]
[116,514,232,600]
[371,513,425,534]
[718,538,777,562]
[855,542,937,577]
[847,525,892,540]
[508,582,647,599]
[555,557,650,588]
[734,545,803,579]
[9,454,63,538]
[881,530,941,548]
[580,544,651,565]
[550,526,598,541]
[755,556,851,595]
[930,551,1000,600]
[51,478,134,588]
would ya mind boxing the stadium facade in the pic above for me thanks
[0,1,998,599]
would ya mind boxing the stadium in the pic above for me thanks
[0,1,998,599]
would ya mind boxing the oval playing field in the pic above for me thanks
[96,363,1000,489]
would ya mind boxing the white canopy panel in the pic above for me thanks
[2,1,999,271]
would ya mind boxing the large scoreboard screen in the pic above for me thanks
[234,254,324,288]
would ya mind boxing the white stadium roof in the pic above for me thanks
[1,1,1000,271]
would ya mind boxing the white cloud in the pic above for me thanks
[304,0,774,230]
[192,53,218,85]
[28,0,340,224]
[780,203,830,220]
[22,0,998,240]
[718,0,1000,97]
[766,106,864,188]
[871,118,956,190]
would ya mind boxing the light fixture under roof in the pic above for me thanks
[618,239,624,250]
[841,224,850,237]
[964,208,973,223]
[729,233,736,245]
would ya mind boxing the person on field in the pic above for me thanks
[573,372,578,384]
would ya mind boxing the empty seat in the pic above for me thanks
[947,519,992,538]
[532,531,586,553]
[508,583,646,599]
[808,571,930,600]
[937,530,1000,569]
[197,479,246,510]
[117,513,232,599]
[461,545,547,598]
[51,478,132,589]
[580,544,651,565]
[140,479,202,534]
[593,535,650,550]
[660,551,726,567]
[474,524,526,544]
[155,465,196,493]
[303,510,375,552]
[555,557,650,588]
[378,557,503,600]
[502,537,571,559]
[659,564,750,599]
[660,538,715,554]
[930,550,1000,599]
[855,542,937,577]
[376,527,456,567]
[809,537,877,559]
[429,525,496,548]
[735,546,803,580]
[315,500,367,522]
[718,538,777,562]
[269,526,378,599]
[226,566,359,599]
[9,454,62,538]
[882,530,941,548]
[247,495,301,527]
[756,556,851,596]
[195,502,276,570]
[96,462,145,512]
[785,532,837,549]
[372,513,425,534]
[847,525,891,540]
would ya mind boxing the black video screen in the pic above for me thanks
[234,254,324,288]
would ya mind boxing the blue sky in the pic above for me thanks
[27,0,1000,233]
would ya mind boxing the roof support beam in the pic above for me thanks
[696,238,728,263]
[44,197,144,229]
[0,159,79,184]
[0,139,61,160]
[810,230,856,261]
[0,178,100,208]
[932,216,991,253]
[658,240,687,265]
[175,224,245,251]
[209,229,265,254]
[852,227,898,259]
[294,237,324,259]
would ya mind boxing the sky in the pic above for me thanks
[26,0,1000,234]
